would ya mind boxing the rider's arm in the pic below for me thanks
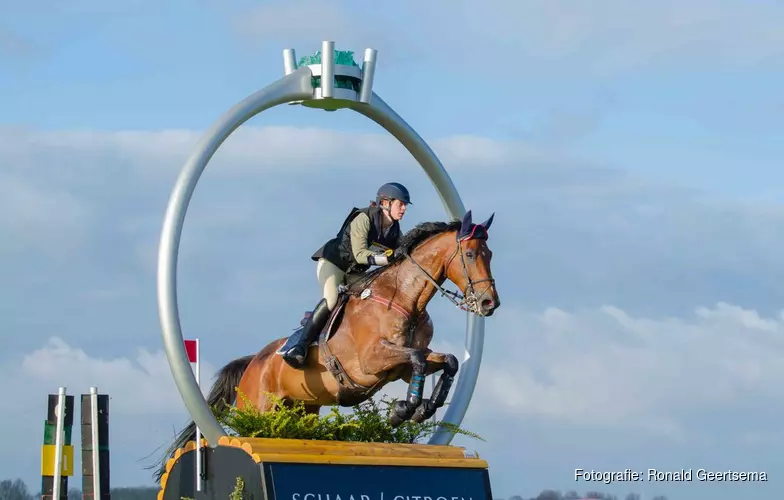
[349,213,389,266]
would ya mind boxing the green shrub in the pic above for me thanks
[213,390,483,444]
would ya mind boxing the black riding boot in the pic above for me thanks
[282,298,331,369]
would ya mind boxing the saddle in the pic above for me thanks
[275,281,417,404]
[275,285,369,399]
[276,285,351,355]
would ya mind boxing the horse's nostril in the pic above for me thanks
[481,298,494,310]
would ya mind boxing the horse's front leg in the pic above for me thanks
[373,340,428,427]
[411,351,459,423]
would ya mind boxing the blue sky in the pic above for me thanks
[1,1,783,500]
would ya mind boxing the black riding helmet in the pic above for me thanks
[376,182,412,205]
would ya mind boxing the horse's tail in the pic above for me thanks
[150,354,255,484]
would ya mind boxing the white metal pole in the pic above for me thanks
[195,338,202,492]
[52,387,66,500]
[430,375,437,423]
[90,387,101,500]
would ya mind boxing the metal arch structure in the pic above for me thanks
[156,41,487,448]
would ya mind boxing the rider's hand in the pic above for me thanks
[373,254,389,266]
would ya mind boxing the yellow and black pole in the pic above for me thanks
[41,388,75,500]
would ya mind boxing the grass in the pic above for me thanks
[213,390,483,444]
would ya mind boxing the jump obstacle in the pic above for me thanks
[156,41,494,500]
[158,437,491,500]
[40,387,110,500]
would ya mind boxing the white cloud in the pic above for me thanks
[0,125,548,181]
[0,337,213,487]
[6,337,214,416]
[458,0,784,68]
[4,300,784,491]
[3,124,784,319]
[0,171,88,257]
[232,0,355,47]
[469,302,784,444]
[2,123,783,498]
[0,124,568,272]
[230,0,784,72]
[0,334,450,487]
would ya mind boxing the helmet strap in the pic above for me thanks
[379,198,395,221]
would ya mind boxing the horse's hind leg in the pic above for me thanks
[411,351,459,423]
[304,404,321,416]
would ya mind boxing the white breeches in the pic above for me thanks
[316,258,345,311]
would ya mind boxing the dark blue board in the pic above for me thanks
[262,462,493,500]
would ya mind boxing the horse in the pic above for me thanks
[152,209,499,482]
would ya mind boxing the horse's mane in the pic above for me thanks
[350,218,462,288]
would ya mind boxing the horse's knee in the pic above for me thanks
[411,350,427,371]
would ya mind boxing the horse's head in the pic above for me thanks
[444,210,500,317]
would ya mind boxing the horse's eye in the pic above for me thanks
[465,251,475,259]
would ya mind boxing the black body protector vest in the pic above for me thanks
[312,206,401,274]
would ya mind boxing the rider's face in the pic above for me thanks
[387,199,407,221]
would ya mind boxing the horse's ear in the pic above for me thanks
[480,213,494,231]
[460,210,473,237]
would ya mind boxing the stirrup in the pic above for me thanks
[282,348,307,369]
[284,345,305,358]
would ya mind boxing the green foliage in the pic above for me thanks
[213,390,483,444]
[229,477,246,500]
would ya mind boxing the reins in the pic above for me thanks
[350,230,495,315]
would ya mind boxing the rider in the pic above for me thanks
[281,182,412,369]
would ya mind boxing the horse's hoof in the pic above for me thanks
[388,413,405,427]
[393,400,412,418]
[411,403,430,423]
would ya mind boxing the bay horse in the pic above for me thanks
[152,210,499,482]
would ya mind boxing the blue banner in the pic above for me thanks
[263,462,493,500]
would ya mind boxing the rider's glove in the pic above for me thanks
[368,253,389,266]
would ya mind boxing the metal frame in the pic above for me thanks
[156,41,486,447]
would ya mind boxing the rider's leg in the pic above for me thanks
[317,258,344,311]
[282,259,344,369]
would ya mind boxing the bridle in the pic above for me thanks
[402,231,495,314]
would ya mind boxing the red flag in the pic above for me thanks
[184,339,198,363]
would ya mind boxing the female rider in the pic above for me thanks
[281,182,412,369]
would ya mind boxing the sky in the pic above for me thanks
[1,1,783,499]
